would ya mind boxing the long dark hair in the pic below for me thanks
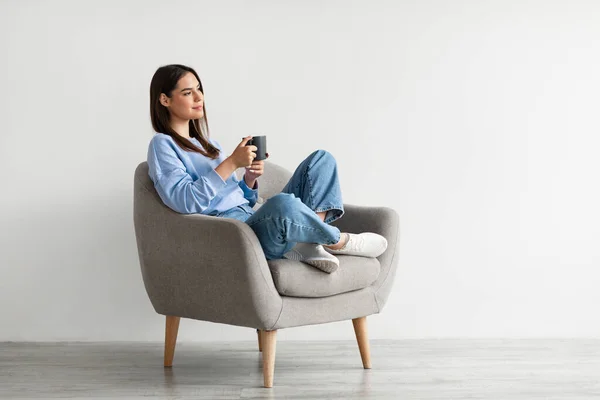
[149,64,220,159]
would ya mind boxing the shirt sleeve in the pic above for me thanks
[238,176,259,208]
[147,138,227,214]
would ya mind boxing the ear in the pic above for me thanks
[159,93,170,107]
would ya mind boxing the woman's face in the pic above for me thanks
[161,72,204,121]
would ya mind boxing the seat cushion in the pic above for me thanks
[267,255,381,298]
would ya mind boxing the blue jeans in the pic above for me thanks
[215,150,344,260]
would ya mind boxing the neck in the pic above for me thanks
[170,117,190,138]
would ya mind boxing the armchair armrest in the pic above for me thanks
[330,204,400,310]
[135,209,283,330]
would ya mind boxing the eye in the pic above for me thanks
[183,92,191,96]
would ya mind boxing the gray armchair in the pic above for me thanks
[133,160,400,388]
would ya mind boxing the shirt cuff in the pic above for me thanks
[239,176,259,197]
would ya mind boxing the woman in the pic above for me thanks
[147,64,387,273]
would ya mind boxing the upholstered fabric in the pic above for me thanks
[133,160,400,330]
[272,287,380,330]
[134,162,281,329]
[268,256,380,298]
[330,204,400,312]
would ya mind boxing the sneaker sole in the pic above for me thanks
[284,250,340,273]
[305,259,339,274]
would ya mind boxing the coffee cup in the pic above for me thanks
[244,135,267,161]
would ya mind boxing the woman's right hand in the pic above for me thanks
[228,136,257,168]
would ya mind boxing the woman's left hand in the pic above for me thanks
[244,152,269,182]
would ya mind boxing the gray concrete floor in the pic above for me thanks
[1,339,599,399]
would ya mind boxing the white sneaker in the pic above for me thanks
[283,243,340,273]
[325,233,388,258]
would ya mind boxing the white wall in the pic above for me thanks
[1,0,599,342]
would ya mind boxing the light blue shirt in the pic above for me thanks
[147,133,258,215]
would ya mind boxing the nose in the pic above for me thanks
[194,92,203,102]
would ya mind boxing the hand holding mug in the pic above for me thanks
[244,151,269,181]
[229,136,257,168]
[242,135,269,182]
[245,136,267,161]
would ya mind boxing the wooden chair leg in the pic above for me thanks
[257,329,263,352]
[164,316,180,367]
[261,330,277,388]
[352,317,372,369]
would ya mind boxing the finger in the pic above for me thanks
[238,136,253,147]
[246,164,263,172]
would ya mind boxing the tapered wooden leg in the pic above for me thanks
[261,330,277,388]
[352,317,371,369]
[257,329,263,352]
[164,316,180,367]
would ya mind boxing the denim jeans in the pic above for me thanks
[215,150,344,260]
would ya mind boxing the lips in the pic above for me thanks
[192,106,203,110]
